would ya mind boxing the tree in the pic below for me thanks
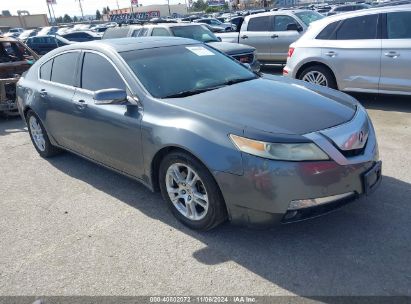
[96,9,101,20]
[73,16,78,22]
[102,7,107,14]
[192,0,207,11]
[56,16,63,23]
[1,10,11,16]
[63,14,72,23]
[106,6,110,12]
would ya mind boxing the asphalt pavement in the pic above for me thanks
[0,69,410,297]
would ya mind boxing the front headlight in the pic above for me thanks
[229,134,329,161]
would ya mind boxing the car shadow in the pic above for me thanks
[46,151,411,297]
[351,93,411,114]
[0,116,27,137]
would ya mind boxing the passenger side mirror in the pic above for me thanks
[286,23,302,32]
[217,36,222,42]
[94,88,127,105]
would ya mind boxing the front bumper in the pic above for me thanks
[215,107,381,228]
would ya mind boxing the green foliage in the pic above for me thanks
[73,16,78,22]
[63,14,72,23]
[96,9,101,20]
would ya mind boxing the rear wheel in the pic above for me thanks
[299,65,337,89]
[26,110,61,158]
[159,151,227,231]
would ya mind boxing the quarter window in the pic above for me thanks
[387,12,411,39]
[81,52,126,91]
[50,52,78,86]
[336,14,378,40]
[316,21,339,40]
[40,59,53,81]
[247,16,272,32]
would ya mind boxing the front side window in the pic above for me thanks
[387,12,411,39]
[336,14,378,40]
[81,52,126,91]
[151,28,171,37]
[274,15,298,31]
[247,16,272,32]
[51,52,78,86]
[121,44,256,99]
[295,11,324,26]
[40,59,53,81]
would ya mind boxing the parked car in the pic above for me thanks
[26,35,73,55]
[18,29,39,42]
[37,26,59,36]
[61,30,102,42]
[225,16,245,32]
[0,36,39,115]
[327,3,370,15]
[284,6,411,96]
[216,10,324,63]
[103,24,260,72]
[194,18,236,31]
[16,37,381,230]
[5,28,25,38]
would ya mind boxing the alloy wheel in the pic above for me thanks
[165,163,209,221]
[302,71,329,87]
[29,115,46,152]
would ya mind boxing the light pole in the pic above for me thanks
[77,0,84,20]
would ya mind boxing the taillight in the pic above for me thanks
[287,47,295,58]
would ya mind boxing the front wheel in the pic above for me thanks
[299,65,337,89]
[159,151,227,231]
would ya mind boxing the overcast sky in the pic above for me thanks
[5,0,185,17]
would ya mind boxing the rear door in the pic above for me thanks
[239,15,273,61]
[379,11,411,94]
[321,13,381,92]
[271,15,302,62]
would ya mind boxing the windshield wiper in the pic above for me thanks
[162,85,224,98]
[224,77,257,85]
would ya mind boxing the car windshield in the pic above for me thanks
[170,25,219,43]
[295,11,324,25]
[121,44,256,99]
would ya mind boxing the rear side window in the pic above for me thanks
[387,12,411,39]
[131,29,141,37]
[138,28,148,37]
[40,59,53,81]
[316,21,339,40]
[247,16,272,31]
[274,15,298,31]
[336,14,378,40]
[151,28,171,36]
[51,52,78,86]
[81,52,126,91]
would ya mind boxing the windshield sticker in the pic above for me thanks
[186,46,215,56]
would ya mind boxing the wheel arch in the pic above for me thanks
[296,61,339,89]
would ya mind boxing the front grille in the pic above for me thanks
[232,53,254,64]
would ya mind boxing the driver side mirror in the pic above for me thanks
[286,23,303,32]
[94,88,127,105]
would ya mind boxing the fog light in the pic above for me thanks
[288,192,355,210]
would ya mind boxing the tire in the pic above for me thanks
[26,110,61,158]
[299,65,337,89]
[159,151,227,231]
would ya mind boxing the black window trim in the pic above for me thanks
[77,50,132,94]
[247,15,274,32]
[37,50,82,89]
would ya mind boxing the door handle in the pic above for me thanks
[385,51,400,58]
[325,51,337,57]
[241,35,248,39]
[39,89,47,97]
[271,34,279,38]
[74,99,87,110]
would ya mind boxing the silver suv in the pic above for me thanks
[284,6,411,96]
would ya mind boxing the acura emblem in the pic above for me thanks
[358,131,364,143]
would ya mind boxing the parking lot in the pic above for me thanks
[1,63,410,296]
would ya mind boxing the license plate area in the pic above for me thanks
[363,161,382,195]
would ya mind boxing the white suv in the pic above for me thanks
[283,5,411,96]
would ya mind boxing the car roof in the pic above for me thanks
[60,37,199,53]
[0,36,18,42]
[244,9,315,19]
[145,23,205,28]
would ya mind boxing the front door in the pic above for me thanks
[70,51,143,177]
[271,15,302,62]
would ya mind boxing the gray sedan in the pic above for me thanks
[16,37,382,230]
